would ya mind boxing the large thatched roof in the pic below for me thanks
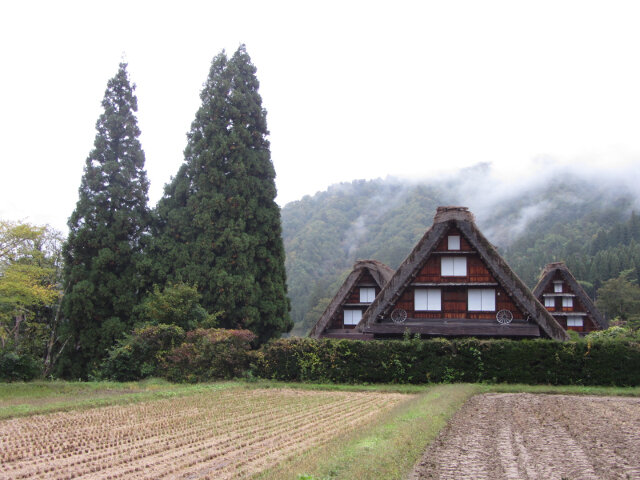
[356,206,569,341]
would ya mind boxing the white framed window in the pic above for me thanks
[553,282,563,293]
[415,288,441,311]
[544,297,555,308]
[567,317,584,327]
[359,287,376,303]
[468,289,496,311]
[448,235,461,250]
[343,309,362,326]
[441,257,467,276]
[562,297,573,308]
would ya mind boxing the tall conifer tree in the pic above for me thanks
[152,45,291,342]
[61,63,150,378]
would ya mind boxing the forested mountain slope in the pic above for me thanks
[281,165,640,336]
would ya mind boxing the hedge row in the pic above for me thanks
[254,337,640,386]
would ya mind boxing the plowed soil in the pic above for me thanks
[411,393,640,480]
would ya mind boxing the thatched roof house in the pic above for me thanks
[309,260,394,339]
[533,262,607,334]
[356,207,569,340]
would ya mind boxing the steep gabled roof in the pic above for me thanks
[533,262,608,330]
[309,260,395,338]
[357,206,569,341]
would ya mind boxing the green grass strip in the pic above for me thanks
[0,379,240,419]
[481,383,640,397]
[257,383,480,480]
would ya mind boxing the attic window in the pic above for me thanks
[562,297,573,308]
[343,309,362,326]
[567,317,583,327]
[441,257,467,276]
[360,287,376,303]
[448,235,461,250]
[415,288,441,311]
[553,281,563,293]
[468,289,496,311]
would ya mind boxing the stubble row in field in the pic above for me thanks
[0,387,410,479]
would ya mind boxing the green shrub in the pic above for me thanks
[134,283,220,331]
[101,323,186,381]
[0,350,42,381]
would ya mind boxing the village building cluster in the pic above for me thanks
[310,206,606,341]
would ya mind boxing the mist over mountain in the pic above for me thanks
[281,163,640,336]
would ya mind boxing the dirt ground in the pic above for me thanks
[411,393,640,480]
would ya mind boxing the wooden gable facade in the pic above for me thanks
[309,260,394,339]
[533,262,607,334]
[356,207,569,340]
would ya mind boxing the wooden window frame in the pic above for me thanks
[343,309,362,326]
[414,288,442,311]
[567,317,584,327]
[468,288,496,311]
[359,287,376,303]
[448,235,461,250]
[441,256,467,276]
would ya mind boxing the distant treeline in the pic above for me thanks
[506,212,640,297]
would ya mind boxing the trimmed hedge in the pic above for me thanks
[254,337,640,386]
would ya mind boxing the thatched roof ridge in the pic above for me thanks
[308,259,394,338]
[357,207,569,341]
[533,262,608,329]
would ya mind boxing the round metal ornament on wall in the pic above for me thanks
[496,309,513,325]
[391,309,407,324]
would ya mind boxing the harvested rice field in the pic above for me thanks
[0,387,409,479]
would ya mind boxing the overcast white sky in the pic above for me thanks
[1,0,640,233]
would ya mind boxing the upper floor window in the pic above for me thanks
[343,309,362,326]
[544,297,555,308]
[562,297,573,308]
[468,289,496,311]
[441,257,467,276]
[359,287,376,303]
[448,235,461,250]
[415,288,441,311]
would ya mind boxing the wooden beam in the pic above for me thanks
[363,321,541,337]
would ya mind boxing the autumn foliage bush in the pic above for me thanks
[163,329,256,383]
[101,325,255,382]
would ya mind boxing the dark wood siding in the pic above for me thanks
[327,271,380,329]
[387,285,525,321]
[413,254,496,284]
[434,227,472,251]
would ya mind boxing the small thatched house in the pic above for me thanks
[355,206,569,340]
[309,260,394,339]
[533,262,607,334]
